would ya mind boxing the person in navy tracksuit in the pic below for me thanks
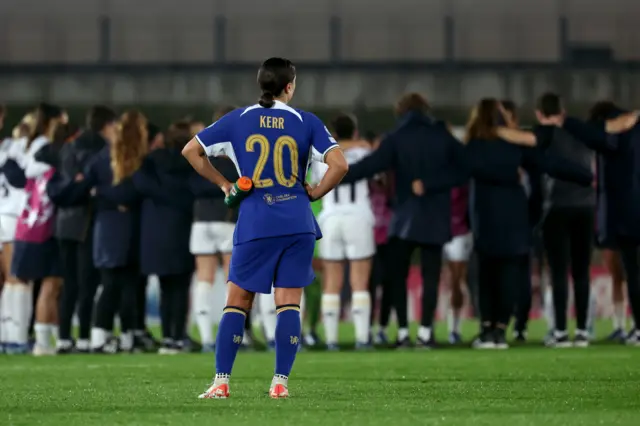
[132,120,195,353]
[557,104,640,344]
[81,111,147,353]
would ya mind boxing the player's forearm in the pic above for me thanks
[191,155,229,188]
[182,140,230,189]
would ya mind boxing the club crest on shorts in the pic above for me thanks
[263,193,275,205]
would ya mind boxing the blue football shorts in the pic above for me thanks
[228,233,316,294]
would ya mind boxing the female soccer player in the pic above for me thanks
[3,103,66,355]
[0,112,34,353]
[183,57,348,399]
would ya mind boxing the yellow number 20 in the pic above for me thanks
[245,134,299,188]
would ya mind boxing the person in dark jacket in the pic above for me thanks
[189,106,243,353]
[588,103,629,341]
[463,98,594,349]
[341,93,522,348]
[556,102,640,344]
[530,93,597,347]
[79,110,147,353]
[133,120,195,353]
[50,105,117,353]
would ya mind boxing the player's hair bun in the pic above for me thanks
[259,91,275,108]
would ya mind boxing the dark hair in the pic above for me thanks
[147,123,161,143]
[257,57,296,108]
[165,120,192,150]
[588,101,625,122]
[465,98,503,142]
[87,105,117,133]
[501,99,517,117]
[395,93,430,117]
[28,102,64,147]
[54,122,80,144]
[536,92,563,117]
[363,130,376,143]
[0,105,6,117]
[330,113,358,140]
[213,105,237,122]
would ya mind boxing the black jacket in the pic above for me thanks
[540,127,595,209]
[85,147,141,268]
[342,111,479,246]
[133,148,195,276]
[562,117,640,243]
[466,138,593,257]
[49,131,107,241]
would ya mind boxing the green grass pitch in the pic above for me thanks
[1,320,639,426]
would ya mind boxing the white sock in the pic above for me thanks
[351,291,371,344]
[193,281,214,345]
[0,285,12,343]
[34,322,52,349]
[418,326,432,342]
[448,308,461,334]
[14,284,33,345]
[321,294,340,345]
[91,327,109,349]
[397,327,409,341]
[120,331,133,351]
[587,290,597,331]
[260,291,277,343]
[543,286,555,332]
[613,301,626,330]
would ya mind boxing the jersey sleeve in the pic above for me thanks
[195,111,236,156]
[307,114,340,163]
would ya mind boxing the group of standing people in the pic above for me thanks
[324,92,639,349]
[0,93,638,356]
[0,103,247,355]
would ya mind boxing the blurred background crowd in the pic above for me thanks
[0,0,639,355]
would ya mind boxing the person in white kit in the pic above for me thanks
[311,113,375,350]
[0,112,33,354]
[441,126,474,344]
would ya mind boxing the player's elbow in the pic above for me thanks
[325,149,349,177]
[182,138,200,160]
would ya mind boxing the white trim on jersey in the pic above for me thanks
[240,100,303,122]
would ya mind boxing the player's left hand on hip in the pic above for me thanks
[304,182,315,200]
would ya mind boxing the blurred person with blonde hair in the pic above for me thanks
[68,110,147,353]
[1,103,65,355]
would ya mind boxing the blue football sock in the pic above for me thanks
[215,306,247,376]
[274,304,301,378]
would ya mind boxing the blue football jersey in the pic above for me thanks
[196,100,339,245]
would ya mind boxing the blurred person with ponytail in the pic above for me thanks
[129,122,165,352]
[133,120,195,354]
[80,111,147,353]
[1,103,65,355]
